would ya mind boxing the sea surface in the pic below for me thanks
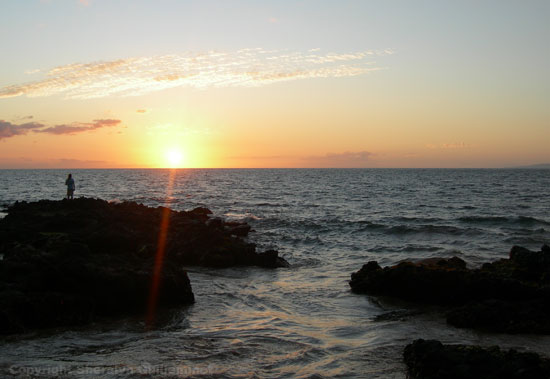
[0,168,549,378]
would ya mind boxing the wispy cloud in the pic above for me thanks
[0,119,121,140]
[0,48,393,99]
[0,121,43,139]
[35,119,120,135]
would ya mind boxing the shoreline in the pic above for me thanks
[0,198,288,335]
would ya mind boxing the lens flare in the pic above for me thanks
[146,169,176,328]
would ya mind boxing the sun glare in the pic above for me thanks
[165,149,184,168]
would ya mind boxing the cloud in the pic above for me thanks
[0,119,121,139]
[0,48,393,99]
[35,119,120,135]
[302,151,374,168]
[136,109,149,114]
[0,121,43,139]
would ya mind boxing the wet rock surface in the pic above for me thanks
[404,339,550,379]
[0,198,288,334]
[350,246,550,334]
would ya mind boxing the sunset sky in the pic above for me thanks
[1,0,548,168]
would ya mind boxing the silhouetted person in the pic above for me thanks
[65,174,75,200]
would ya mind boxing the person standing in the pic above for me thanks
[65,174,75,200]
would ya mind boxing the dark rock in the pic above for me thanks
[350,257,501,305]
[255,249,291,268]
[186,207,212,220]
[0,198,289,334]
[206,217,224,229]
[447,298,550,334]
[225,221,252,237]
[404,339,550,379]
[350,246,550,334]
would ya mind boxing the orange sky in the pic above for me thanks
[1,1,549,168]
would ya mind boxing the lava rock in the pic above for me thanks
[0,198,288,334]
[350,246,550,334]
[404,339,550,379]
[225,221,252,237]
[446,298,550,334]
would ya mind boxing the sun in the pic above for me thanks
[165,149,184,168]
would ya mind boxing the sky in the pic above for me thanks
[0,0,548,168]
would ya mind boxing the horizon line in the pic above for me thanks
[1,166,549,170]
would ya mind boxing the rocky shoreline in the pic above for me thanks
[0,198,289,335]
[350,245,550,377]
[404,339,550,379]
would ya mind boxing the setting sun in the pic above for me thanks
[165,149,184,168]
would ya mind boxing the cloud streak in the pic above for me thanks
[0,119,121,140]
[0,48,393,99]
[0,121,43,139]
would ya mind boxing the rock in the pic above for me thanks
[255,249,291,268]
[350,257,492,305]
[206,217,224,229]
[350,246,550,333]
[225,221,252,237]
[446,298,550,334]
[404,339,550,379]
[413,256,467,270]
[186,206,212,219]
[0,198,289,334]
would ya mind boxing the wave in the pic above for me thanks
[369,245,444,253]
[258,217,481,238]
[224,212,262,221]
[400,245,444,253]
[459,215,550,226]
[384,224,480,236]
[152,196,180,204]
[392,216,443,223]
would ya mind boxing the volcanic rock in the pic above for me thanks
[350,246,550,333]
[404,339,550,379]
[0,198,288,334]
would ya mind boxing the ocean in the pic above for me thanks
[0,168,549,378]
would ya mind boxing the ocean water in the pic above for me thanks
[0,168,549,378]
